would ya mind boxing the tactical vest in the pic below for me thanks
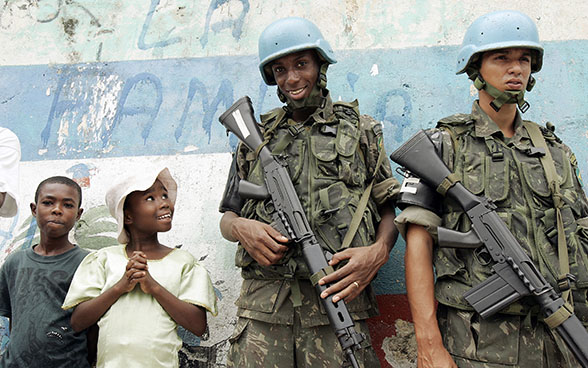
[434,115,588,323]
[235,101,381,278]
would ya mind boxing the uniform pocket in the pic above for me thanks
[311,129,338,179]
[228,318,250,344]
[476,314,520,364]
[484,156,510,202]
[521,159,551,198]
[573,217,588,289]
[314,182,373,253]
[234,279,286,313]
[443,308,521,364]
[462,152,485,195]
[287,140,305,183]
[335,118,359,157]
[311,121,364,186]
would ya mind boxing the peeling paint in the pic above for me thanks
[370,63,379,76]
[62,17,79,39]
[382,320,417,368]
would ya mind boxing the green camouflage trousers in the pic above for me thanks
[226,316,380,368]
[437,304,581,367]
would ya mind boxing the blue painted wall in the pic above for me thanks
[2,41,587,295]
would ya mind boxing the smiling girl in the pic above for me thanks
[62,167,217,368]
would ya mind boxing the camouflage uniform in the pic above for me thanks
[396,101,588,367]
[221,93,399,367]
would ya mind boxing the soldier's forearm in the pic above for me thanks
[374,206,398,253]
[220,211,240,242]
[405,224,442,343]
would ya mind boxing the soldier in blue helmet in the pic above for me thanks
[395,10,588,367]
[219,17,400,367]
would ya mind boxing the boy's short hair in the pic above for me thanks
[35,176,82,208]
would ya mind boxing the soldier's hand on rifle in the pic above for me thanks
[318,241,390,303]
[230,216,289,266]
[318,207,396,303]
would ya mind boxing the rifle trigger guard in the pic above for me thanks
[474,247,493,266]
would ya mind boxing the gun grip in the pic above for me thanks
[238,180,269,200]
[464,262,530,318]
[438,227,483,248]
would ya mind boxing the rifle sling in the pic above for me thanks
[310,266,335,286]
[341,132,385,250]
[436,173,461,196]
[544,302,574,329]
[523,121,573,311]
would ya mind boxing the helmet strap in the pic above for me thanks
[317,63,329,89]
[526,75,536,92]
[471,72,530,113]
[277,88,287,103]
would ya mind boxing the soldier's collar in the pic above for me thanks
[471,101,525,141]
[307,92,335,125]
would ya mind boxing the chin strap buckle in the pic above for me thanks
[519,101,530,113]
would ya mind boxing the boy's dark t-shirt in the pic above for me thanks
[0,245,90,367]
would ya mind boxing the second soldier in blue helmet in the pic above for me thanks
[396,10,588,367]
[219,17,400,367]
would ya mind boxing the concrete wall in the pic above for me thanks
[0,1,586,366]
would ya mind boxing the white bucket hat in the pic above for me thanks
[105,166,177,244]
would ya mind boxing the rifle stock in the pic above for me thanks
[390,130,588,367]
[220,96,364,368]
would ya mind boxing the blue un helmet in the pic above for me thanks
[456,10,543,75]
[456,10,544,113]
[258,17,336,86]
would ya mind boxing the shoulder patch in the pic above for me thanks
[358,114,383,134]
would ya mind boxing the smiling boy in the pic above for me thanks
[0,176,93,367]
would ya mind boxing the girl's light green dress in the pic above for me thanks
[63,245,218,368]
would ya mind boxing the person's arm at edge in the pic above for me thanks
[405,223,456,368]
[0,129,20,217]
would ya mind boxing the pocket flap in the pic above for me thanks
[235,279,286,313]
[335,119,360,157]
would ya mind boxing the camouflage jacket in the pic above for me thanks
[226,93,399,326]
[396,102,588,323]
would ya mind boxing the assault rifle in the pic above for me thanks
[390,130,588,367]
[219,96,365,368]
